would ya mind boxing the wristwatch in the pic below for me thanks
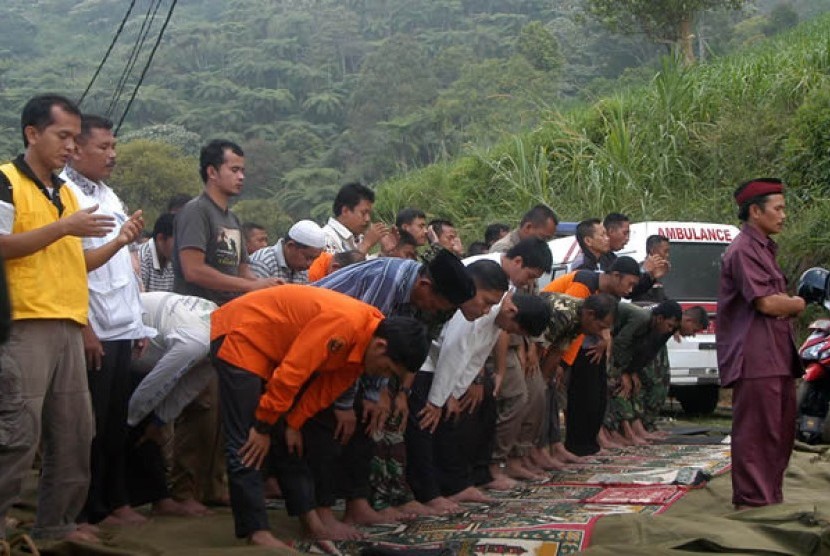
[399,386,412,396]
[253,419,271,434]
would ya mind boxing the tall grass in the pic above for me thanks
[375,14,830,279]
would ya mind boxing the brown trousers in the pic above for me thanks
[0,320,93,539]
[170,371,227,503]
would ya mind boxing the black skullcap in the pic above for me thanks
[652,299,682,321]
[608,256,641,277]
[427,248,477,305]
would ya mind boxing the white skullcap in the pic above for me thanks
[288,220,326,249]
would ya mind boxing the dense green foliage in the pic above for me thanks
[0,0,810,220]
[2,0,829,262]
[373,13,830,279]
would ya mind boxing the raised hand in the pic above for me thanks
[62,204,115,238]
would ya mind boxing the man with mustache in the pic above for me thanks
[61,115,159,527]
[717,178,805,509]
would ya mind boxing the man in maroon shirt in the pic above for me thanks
[717,178,805,509]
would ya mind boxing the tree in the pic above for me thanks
[119,124,203,157]
[516,21,563,73]
[111,140,202,226]
[232,198,295,241]
[585,0,748,64]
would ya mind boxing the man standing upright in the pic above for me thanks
[717,178,804,509]
[173,140,277,305]
[62,114,154,527]
[0,95,116,543]
[171,139,279,514]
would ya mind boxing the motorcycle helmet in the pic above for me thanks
[797,267,830,306]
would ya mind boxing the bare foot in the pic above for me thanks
[505,459,545,481]
[551,443,587,464]
[176,498,214,516]
[343,498,399,525]
[249,529,290,548]
[64,528,101,543]
[396,500,439,516]
[315,508,365,541]
[98,514,127,526]
[598,429,625,450]
[153,497,205,517]
[425,496,461,514]
[111,505,148,525]
[482,473,518,491]
[447,486,492,504]
[379,506,413,521]
[76,523,101,535]
[530,448,565,471]
[523,454,555,476]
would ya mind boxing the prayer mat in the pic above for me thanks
[293,527,591,555]
[583,485,685,506]
[290,499,672,554]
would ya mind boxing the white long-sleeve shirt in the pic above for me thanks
[423,252,520,407]
[422,295,506,406]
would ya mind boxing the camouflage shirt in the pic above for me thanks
[541,292,584,352]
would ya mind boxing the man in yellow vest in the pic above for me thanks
[0,95,131,543]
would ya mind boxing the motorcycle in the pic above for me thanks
[796,267,830,444]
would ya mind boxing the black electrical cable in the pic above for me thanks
[107,0,164,117]
[78,0,138,105]
[116,0,179,133]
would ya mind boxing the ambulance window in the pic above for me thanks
[661,243,728,302]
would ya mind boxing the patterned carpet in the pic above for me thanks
[291,444,732,555]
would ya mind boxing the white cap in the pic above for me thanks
[288,220,326,249]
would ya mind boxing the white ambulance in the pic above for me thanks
[541,221,741,415]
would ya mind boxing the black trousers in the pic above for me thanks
[83,339,133,523]
[435,373,495,495]
[126,417,170,506]
[126,365,170,507]
[470,373,496,487]
[336,395,373,501]
[564,349,607,456]
[404,372,441,503]
[213,343,270,539]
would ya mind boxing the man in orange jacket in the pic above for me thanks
[210,285,429,548]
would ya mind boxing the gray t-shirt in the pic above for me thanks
[172,193,249,306]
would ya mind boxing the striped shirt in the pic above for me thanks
[314,257,421,316]
[315,257,422,405]
[139,239,175,293]
[249,239,309,284]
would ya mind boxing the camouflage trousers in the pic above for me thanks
[604,345,670,432]
[640,345,670,430]
[604,366,641,432]
[368,412,414,510]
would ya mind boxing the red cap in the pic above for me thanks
[735,180,783,206]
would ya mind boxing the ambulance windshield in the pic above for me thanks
[662,242,728,302]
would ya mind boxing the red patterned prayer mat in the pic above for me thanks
[583,485,686,506]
